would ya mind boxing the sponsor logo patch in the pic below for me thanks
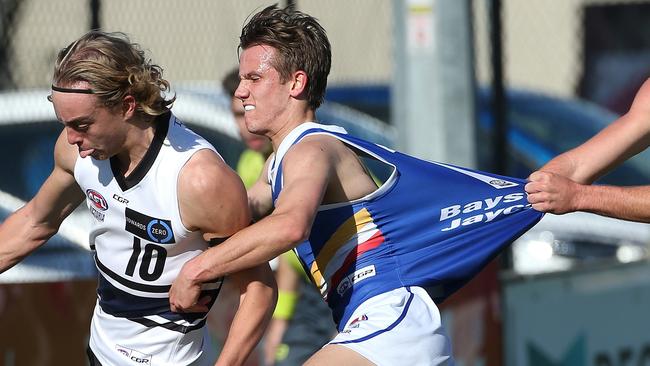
[89,206,105,222]
[125,208,175,244]
[86,189,108,211]
[115,345,152,364]
[337,265,376,296]
[113,193,129,204]
[86,189,108,222]
[439,193,530,232]
[489,179,517,188]
[348,314,369,328]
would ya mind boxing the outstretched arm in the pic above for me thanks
[526,173,650,222]
[0,131,84,272]
[537,78,650,184]
[526,78,650,220]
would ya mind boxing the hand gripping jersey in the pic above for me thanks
[75,112,221,365]
[269,122,544,330]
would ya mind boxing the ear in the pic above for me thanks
[122,95,137,118]
[289,71,308,98]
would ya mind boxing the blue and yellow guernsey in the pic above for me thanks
[269,122,543,330]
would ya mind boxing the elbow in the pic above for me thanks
[281,219,311,247]
[247,265,278,312]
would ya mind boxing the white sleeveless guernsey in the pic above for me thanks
[75,112,222,366]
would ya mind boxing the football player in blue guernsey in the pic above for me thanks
[170,5,543,366]
[0,31,276,366]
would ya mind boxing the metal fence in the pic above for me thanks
[1,0,393,90]
[474,0,650,111]
[2,0,650,114]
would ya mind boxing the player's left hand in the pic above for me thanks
[170,262,210,313]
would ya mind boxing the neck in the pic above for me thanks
[114,115,158,176]
[269,108,316,151]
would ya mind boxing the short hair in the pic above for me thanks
[221,67,240,97]
[239,4,331,109]
[52,30,174,117]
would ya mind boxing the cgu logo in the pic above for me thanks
[131,356,150,364]
[115,345,152,364]
[113,194,129,204]
[86,189,108,211]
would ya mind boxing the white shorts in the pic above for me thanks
[89,302,216,366]
[329,286,454,366]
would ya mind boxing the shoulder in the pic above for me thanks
[53,129,78,174]
[179,149,235,199]
[286,134,342,162]
[282,133,351,173]
[275,135,344,188]
[178,149,249,235]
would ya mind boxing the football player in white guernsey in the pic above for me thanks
[0,31,276,366]
[170,5,453,366]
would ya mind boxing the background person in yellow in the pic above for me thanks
[222,69,335,366]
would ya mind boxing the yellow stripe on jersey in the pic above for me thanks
[310,208,373,292]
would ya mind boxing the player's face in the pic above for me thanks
[51,82,128,160]
[230,96,269,153]
[235,45,293,137]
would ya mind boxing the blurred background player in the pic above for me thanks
[222,68,335,366]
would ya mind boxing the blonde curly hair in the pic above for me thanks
[52,30,174,117]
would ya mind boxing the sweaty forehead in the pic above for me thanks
[240,45,277,74]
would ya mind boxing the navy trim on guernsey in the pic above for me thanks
[330,287,415,345]
[128,316,208,334]
[111,111,169,191]
[95,255,171,293]
[96,267,223,320]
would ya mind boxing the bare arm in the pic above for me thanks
[526,78,650,220]
[527,175,650,222]
[170,138,333,309]
[174,149,276,366]
[0,131,84,272]
[538,78,650,183]
[217,264,276,366]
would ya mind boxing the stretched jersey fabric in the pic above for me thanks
[75,112,221,365]
[269,122,544,330]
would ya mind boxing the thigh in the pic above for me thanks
[304,344,375,366]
